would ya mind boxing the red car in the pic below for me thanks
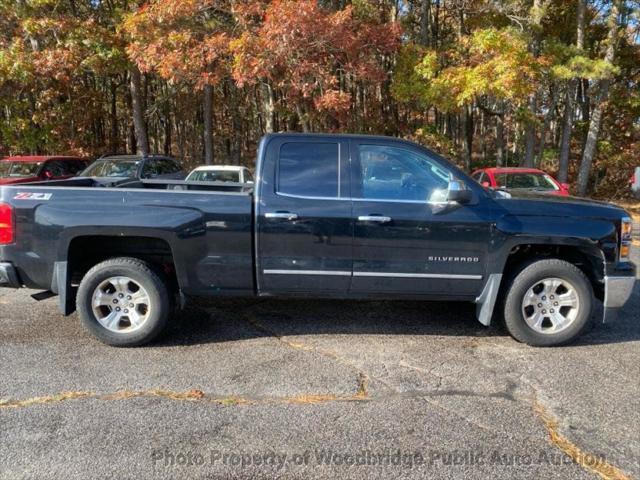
[471,167,570,196]
[0,156,89,185]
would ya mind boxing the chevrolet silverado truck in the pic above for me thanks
[0,134,636,347]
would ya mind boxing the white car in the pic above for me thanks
[186,165,253,183]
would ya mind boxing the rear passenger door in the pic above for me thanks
[257,136,352,294]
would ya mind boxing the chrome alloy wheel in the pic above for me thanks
[91,276,151,333]
[521,277,580,334]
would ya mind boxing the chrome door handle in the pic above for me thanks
[265,212,299,221]
[358,215,392,223]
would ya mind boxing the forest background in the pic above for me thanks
[0,0,638,198]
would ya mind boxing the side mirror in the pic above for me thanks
[481,181,490,188]
[42,170,53,180]
[560,183,570,191]
[447,178,473,204]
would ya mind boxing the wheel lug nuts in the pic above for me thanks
[127,296,132,300]
[115,307,121,312]
[537,303,542,307]
[542,309,547,314]
[124,309,129,314]
[113,299,118,304]
[550,309,555,313]
[129,303,134,308]
[118,293,124,298]
[541,296,546,300]
[554,302,558,306]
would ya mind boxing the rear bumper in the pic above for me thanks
[0,262,21,288]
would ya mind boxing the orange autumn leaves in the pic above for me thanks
[124,0,401,117]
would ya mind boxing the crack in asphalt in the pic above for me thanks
[242,309,383,397]
[0,389,371,409]
[533,400,632,480]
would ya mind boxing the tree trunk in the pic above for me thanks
[462,105,473,170]
[260,82,275,133]
[109,79,118,153]
[536,85,559,166]
[576,0,621,196]
[576,0,585,50]
[495,113,505,167]
[129,65,149,156]
[296,104,310,132]
[523,93,537,167]
[558,80,576,183]
[420,0,431,46]
[558,0,585,183]
[203,84,214,165]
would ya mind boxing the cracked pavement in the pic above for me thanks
[0,248,638,479]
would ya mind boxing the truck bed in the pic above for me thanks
[0,181,255,298]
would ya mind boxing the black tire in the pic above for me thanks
[76,257,172,347]
[503,259,594,347]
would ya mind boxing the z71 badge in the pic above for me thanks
[14,192,53,200]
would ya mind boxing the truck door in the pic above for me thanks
[349,139,491,298]
[256,136,352,294]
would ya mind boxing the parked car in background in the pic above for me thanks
[0,156,88,185]
[79,154,184,186]
[186,165,253,183]
[630,167,640,199]
[471,167,570,196]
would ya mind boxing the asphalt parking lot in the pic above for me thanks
[1,248,638,480]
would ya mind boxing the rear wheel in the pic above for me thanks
[77,257,172,346]
[503,259,593,346]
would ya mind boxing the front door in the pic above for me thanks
[349,140,492,298]
[257,136,352,294]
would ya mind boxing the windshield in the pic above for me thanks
[0,161,43,178]
[494,173,558,191]
[80,159,140,178]
[187,170,240,182]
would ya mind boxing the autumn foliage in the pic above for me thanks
[0,0,638,198]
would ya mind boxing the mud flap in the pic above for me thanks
[475,273,503,326]
[52,261,76,316]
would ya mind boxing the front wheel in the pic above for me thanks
[503,259,594,346]
[77,257,172,347]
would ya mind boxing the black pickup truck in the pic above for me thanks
[0,134,635,347]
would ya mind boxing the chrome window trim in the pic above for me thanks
[274,192,441,205]
[275,191,349,202]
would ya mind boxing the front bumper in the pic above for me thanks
[604,275,636,308]
[0,262,21,288]
[603,261,636,322]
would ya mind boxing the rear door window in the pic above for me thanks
[277,142,339,198]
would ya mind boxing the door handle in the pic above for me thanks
[265,212,299,221]
[358,215,392,223]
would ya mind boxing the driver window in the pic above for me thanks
[356,145,450,202]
